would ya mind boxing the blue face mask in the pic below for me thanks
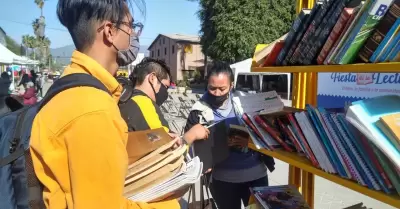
[117,34,140,66]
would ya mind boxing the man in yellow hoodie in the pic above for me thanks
[29,0,177,208]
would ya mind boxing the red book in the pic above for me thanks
[358,134,393,188]
[254,115,294,152]
[262,41,285,67]
[276,117,303,153]
[286,113,320,168]
[242,113,274,150]
[317,8,354,64]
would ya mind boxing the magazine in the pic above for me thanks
[251,185,310,209]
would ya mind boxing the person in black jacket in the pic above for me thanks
[184,61,274,209]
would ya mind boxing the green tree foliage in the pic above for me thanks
[194,0,296,63]
[5,35,22,55]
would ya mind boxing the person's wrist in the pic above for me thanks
[183,132,194,145]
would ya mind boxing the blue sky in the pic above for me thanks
[0,0,201,48]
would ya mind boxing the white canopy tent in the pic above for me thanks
[0,44,39,65]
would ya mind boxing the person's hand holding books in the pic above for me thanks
[182,124,210,145]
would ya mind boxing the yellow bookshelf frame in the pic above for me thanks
[250,61,400,208]
[248,0,400,207]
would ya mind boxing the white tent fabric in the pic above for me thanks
[0,43,15,64]
[0,44,39,65]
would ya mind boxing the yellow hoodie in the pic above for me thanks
[30,51,180,209]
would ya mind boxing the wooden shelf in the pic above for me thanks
[248,143,400,208]
[251,62,400,73]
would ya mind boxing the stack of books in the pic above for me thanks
[253,0,400,66]
[124,128,202,202]
[235,92,400,196]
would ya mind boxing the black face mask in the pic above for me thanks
[207,92,229,107]
[150,79,169,106]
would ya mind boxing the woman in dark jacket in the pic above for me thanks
[184,61,274,209]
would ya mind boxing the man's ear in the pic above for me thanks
[103,22,116,44]
[230,82,234,90]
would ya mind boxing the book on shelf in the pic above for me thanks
[358,0,400,62]
[254,0,400,66]
[236,92,400,196]
[123,128,202,201]
[250,185,311,209]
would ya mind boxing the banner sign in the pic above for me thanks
[317,72,400,108]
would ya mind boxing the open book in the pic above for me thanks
[128,156,203,202]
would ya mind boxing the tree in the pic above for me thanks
[5,35,22,55]
[22,35,38,57]
[192,0,296,63]
[34,0,45,16]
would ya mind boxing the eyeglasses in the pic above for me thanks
[97,21,144,36]
[121,22,144,36]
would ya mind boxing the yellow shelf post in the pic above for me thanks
[290,0,316,207]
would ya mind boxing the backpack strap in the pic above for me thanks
[116,76,134,104]
[39,73,111,111]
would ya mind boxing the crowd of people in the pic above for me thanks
[1,0,274,209]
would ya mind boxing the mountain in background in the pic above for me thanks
[51,44,149,65]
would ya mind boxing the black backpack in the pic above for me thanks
[0,73,110,209]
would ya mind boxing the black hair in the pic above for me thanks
[1,72,9,80]
[207,61,234,83]
[56,0,145,51]
[129,58,172,86]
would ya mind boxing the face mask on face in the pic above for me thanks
[117,34,140,66]
[207,92,229,107]
[149,77,169,106]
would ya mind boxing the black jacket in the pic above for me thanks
[184,100,275,173]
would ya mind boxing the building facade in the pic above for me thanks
[148,34,205,81]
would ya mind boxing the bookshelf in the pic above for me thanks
[250,62,400,209]
[248,143,400,207]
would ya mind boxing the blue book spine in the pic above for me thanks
[388,40,400,61]
[379,32,400,62]
[370,18,400,62]
[306,105,345,175]
[337,115,390,193]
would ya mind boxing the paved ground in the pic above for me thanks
[42,82,394,209]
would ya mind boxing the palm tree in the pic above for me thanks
[32,17,45,38]
[34,0,45,16]
[22,35,38,59]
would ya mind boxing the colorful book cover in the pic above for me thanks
[303,0,348,65]
[276,9,311,66]
[289,0,335,65]
[338,115,390,193]
[370,18,400,62]
[306,105,347,177]
[371,144,400,195]
[347,95,400,170]
[318,8,355,64]
[359,0,400,62]
[252,185,311,209]
[282,2,322,65]
[378,30,400,61]
[328,0,373,64]
[387,39,400,60]
[336,0,394,64]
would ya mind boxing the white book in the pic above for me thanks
[232,91,284,115]
[296,112,335,173]
[129,157,203,202]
